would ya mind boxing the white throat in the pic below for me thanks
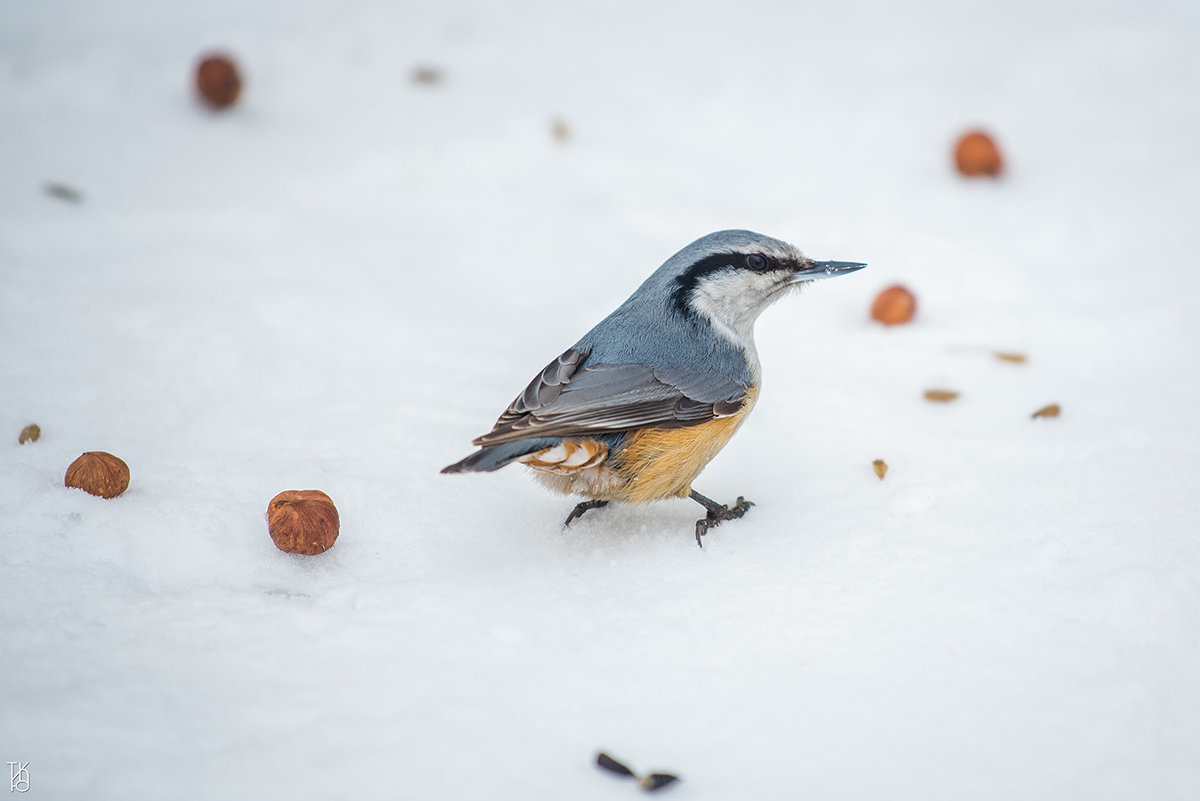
[688,269,795,375]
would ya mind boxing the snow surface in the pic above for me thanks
[3,1,1199,798]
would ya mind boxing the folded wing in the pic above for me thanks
[473,347,748,447]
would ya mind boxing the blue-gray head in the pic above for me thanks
[598,230,866,363]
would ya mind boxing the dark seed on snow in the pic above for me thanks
[639,773,681,791]
[596,752,636,778]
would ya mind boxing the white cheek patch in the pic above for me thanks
[690,269,792,347]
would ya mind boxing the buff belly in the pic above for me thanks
[518,386,758,504]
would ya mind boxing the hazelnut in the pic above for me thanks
[412,65,443,85]
[924,389,960,402]
[954,130,1004,177]
[872,459,888,480]
[551,117,571,143]
[44,182,83,204]
[1032,403,1061,419]
[195,53,242,110]
[267,490,340,554]
[64,451,130,498]
[19,423,41,444]
[871,285,916,325]
[994,351,1028,364]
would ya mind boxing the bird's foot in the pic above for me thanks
[689,490,755,548]
[564,499,609,527]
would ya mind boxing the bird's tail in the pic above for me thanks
[441,437,563,474]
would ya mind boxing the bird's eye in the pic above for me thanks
[744,253,772,272]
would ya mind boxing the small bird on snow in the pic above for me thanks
[443,230,865,546]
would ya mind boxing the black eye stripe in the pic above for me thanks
[672,251,783,316]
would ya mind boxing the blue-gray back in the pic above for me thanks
[573,229,797,387]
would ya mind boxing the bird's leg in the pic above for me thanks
[689,490,755,547]
[564,499,609,527]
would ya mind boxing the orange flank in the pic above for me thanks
[617,393,756,502]
[520,385,758,504]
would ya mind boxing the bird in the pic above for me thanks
[442,230,865,546]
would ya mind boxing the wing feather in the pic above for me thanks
[472,348,748,447]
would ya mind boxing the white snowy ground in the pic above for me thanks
[3,0,1199,798]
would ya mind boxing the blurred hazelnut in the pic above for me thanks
[994,351,1028,364]
[871,285,917,325]
[924,389,960,402]
[43,182,83,204]
[872,459,888,480]
[267,490,340,554]
[954,130,1004,177]
[412,66,443,85]
[195,53,242,110]
[65,451,130,498]
[19,423,41,444]
[1032,403,1061,419]
[551,117,571,143]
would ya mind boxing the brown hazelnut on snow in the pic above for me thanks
[267,490,340,555]
[19,423,41,444]
[64,451,130,499]
[954,130,1004,177]
[195,53,243,110]
[1032,403,1061,419]
[871,285,917,325]
[412,65,443,85]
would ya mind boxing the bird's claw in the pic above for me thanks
[564,499,609,527]
[693,496,755,547]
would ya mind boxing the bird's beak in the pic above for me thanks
[793,259,867,282]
